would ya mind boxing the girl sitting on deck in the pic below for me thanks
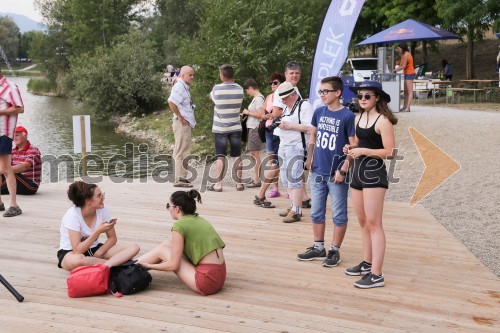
[136,190,226,296]
[57,181,140,271]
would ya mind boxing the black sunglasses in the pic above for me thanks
[318,89,337,95]
[166,203,175,209]
[356,93,376,100]
[269,80,280,85]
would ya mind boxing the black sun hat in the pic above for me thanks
[349,80,391,103]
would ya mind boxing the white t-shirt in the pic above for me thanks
[246,94,265,129]
[59,206,111,250]
[278,100,313,146]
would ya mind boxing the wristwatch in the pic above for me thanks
[339,170,347,176]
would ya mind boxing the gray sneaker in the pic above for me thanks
[322,249,341,267]
[354,272,385,289]
[345,261,372,276]
[297,246,327,261]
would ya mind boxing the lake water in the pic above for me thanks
[9,77,171,183]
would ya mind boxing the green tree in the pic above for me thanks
[436,0,500,78]
[18,31,41,59]
[66,31,165,118]
[381,0,440,62]
[176,0,327,135]
[154,0,200,65]
[36,0,145,54]
[0,16,20,61]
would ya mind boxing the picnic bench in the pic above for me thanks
[445,88,485,103]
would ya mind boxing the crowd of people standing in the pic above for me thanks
[165,60,397,289]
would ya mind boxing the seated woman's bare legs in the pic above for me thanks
[61,253,107,271]
[137,241,199,294]
[102,242,140,267]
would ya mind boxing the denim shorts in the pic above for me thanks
[405,73,415,80]
[278,144,304,189]
[310,173,349,226]
[265,130,280,163]
[214,132,242,157]
[0,135,13,154]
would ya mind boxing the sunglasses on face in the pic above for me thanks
[356,93,376,100]
[318,89,337,95]
[269,80,280,86]
[166,203,175,209]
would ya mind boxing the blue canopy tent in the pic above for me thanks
[353,19,461,112]
[357,19,460,45]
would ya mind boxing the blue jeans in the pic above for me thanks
[310,173,348,226]
[265,130,280,163]
[278,144,304,189]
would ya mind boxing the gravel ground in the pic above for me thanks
[385,102,500,277]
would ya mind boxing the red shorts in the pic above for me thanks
[195,262,226,296]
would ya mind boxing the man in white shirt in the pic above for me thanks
[168,66,196,187]
[275,82,313,223]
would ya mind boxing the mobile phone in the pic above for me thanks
[108,218,117,223]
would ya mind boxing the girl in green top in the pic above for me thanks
[137,190,226,295]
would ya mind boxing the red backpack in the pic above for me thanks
[67,264,110,298]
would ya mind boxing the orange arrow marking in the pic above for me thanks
[409,128,461,207]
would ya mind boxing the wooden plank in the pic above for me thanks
[0,179,498,332]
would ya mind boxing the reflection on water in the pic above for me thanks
[10,77,171,182]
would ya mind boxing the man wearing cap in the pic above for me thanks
[275,82,313,223]
[0,68,24,217]
[1,126,41,195]
[168,66,195,188]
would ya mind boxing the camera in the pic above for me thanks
[266,117,282,131]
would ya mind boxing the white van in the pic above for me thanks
[346,58,378,83]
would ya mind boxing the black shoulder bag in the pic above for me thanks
[109,260,152,295]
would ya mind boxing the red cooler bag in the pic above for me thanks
[67,264,110,298]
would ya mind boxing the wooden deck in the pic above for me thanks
[1,179,499,332]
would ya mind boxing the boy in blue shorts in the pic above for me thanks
[297,76,355,267]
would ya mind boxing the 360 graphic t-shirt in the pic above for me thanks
[311,106,355,176]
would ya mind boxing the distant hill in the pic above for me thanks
[0,12,45,33]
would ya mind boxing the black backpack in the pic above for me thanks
[109,260,152,295]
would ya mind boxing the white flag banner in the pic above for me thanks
[309,0,366,109]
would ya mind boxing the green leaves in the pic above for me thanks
[67,31,164,118]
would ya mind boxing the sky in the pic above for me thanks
[1,0,42,21]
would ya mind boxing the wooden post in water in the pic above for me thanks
[80,115,87,177]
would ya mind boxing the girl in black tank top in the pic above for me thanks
[343,81,397,289]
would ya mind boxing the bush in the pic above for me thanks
[66,31,165,118]
[27,78,58,95]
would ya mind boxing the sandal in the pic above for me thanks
[253,195,266,206]
[301,199,311,209]
[3,205,22,217]
[246,180,262,188]
[268,189,281,198]
[236,184,245,191]
[207,184,222,192]
[261,201,275,208]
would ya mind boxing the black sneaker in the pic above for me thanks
[345,261,372,276]
[353,272,385,289]
[297,246,326,261]
[322,249,341,267]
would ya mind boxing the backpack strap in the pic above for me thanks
[297,100,306,150]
